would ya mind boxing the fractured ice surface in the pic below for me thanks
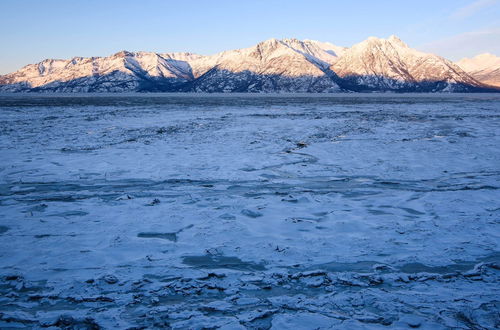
[0,94,499,328]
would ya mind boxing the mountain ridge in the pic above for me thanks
[1,36,498,93]
[455,53,500,88]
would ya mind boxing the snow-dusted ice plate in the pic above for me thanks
[0,94,499,329]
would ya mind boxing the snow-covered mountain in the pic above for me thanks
[0,36,495,93]
[455,53,500,87]
[0,51,199,92]
[188,38,341,93]
[331,36,483,92]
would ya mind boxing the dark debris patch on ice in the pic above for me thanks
[182,255,267,271]
[0,225,9,234]
[138,232,177,242]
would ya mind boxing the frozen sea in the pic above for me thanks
[0,94,499,329]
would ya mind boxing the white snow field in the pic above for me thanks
[0,94,499,329]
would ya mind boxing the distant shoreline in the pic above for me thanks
[1,92,500,97]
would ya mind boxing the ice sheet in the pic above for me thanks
[0,94,499,328]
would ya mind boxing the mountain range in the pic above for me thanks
[1,36,499,93]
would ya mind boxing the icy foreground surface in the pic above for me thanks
[0,94,499,329]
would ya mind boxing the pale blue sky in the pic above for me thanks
[1,0,499,74]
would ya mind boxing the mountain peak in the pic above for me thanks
[362,35,408,48]
[473,53,499,60]
[258,38,281,46]
[281,37,301,43]
[456,53,500,86]
[387,35,408,47]
[250,38,286,54]
[113,50,134,58]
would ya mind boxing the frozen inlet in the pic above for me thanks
[0,94,499,329]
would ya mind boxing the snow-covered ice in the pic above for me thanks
[0,93,499,329]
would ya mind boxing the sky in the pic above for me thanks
[0,0,499,74]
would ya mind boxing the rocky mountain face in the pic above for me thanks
[0,51,199,92]
[455,53,500,87]
[0,36,496,93]
[331,36,483,92]
[188,38,341,93]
